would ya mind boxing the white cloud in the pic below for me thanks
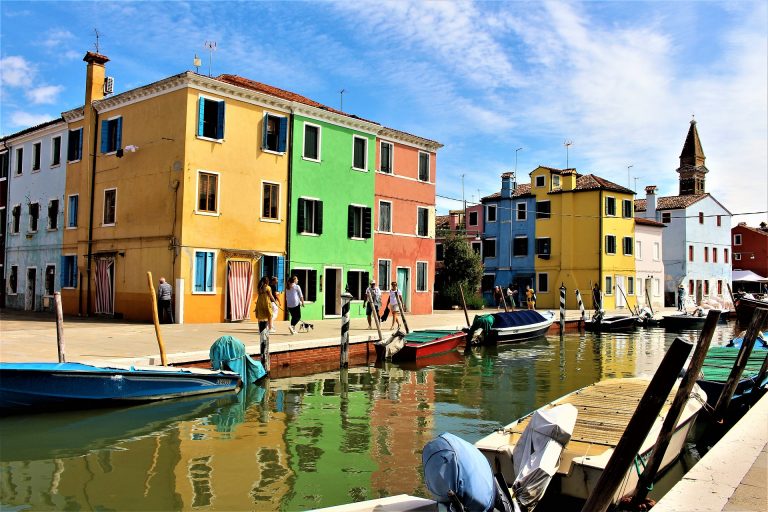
[0,56,35,87]
[10,111,54,127]
[40,29,75,48]
[26,84,64,104]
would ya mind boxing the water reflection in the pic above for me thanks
[0,324,740,510]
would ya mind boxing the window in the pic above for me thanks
[262,182,279,220]
[734,234,742,245]
[537,273,549,293]
[48,199,59,230]
[605,197,616,216]
[704,280,710,295]
[698,212,704,224]
[516,202,527,221]
[303,123,320,161]
[0,151,8,178]
[513,236,528,257]
[724,249,729,263]
[60,255,78,288]
[68,128,83,161]
[263,113,287,152]
[481,274,495,293]
[717,215,722,226]
[298,198,323,235]
[471,241,481,255]
[197,97,225,140]
[352,136,368,171]
[260,256,285,292]
[378,201,392,232]
[436,243,444,261]
[292,268,317,302]
[622,199,632,218]
[468,211,478,226]
[100,116,122,153]
[103,188,116,225]
[483,238,496,259]
[704,247,709,262]
[29,202,39,232]
[689,280,694,295]
[51,136,61,166]
[535,237,551,258]
[535,175,545,187]
[688,245,694,262]
[627,276,634,295]
[197,172,218,214]
[717,280,723,295]
[418,152,430,181]
[348,205,372,239]
[605,276,613,295]
[378,260,391,290]
[417,207,429,237]
[605,235,616,254]
[653,242,660,261]
[486,205,497,223]
[536,201,551,219]
[552,175,560,188]
[380,141,393,173]
[417,262,428,292]
[9,266,18,294]
[346,270,370,300]
[623,236,633,256]
[67,195,78,228]
[193,250,215,293]
[735,253,741,261]
[32,142,41,171]
[15,147,23,175]
[636,241,642,260]
[661,212,671,223]
[11,205,20,233]
[45,265,55,296]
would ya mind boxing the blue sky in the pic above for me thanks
[1,1,766,225]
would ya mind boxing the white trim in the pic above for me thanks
[622,235,634,256]
[66,194,79,229]
[605,275,614,295]
[468,209,479,227]
[67,127,84,163]
[513,234,528,257]
[192,249,217,295]
[516,201,528,221]
[415,260,429,293]
[733,234,742,246]
[61,253,78,289]
[379,140,394,174]
[195,169,220,215]
[260,180,281,223]
[302,121,322,162]
[534,175,545,188]
[14,147,24,176]
[291,267,317,303]
[378,199,393,233]
[417,151,430,182]
[374,171,435,185]
[101,115,123,155]
[471,240,483,258]
[102,188,117,226]
[351,135,369,172]
[484,237,497,259]
[196,94,226,141]
[486,204,497,223]
[262,111,289,154]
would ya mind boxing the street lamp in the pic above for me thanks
[515,147,523,174]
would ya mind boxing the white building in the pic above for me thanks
[634,213,665,311]
[635,121,732,307]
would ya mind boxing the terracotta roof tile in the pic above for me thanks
[635,217,666,228]
[634,194,708,212]
[574,174,634,194]
[481,183,532,202]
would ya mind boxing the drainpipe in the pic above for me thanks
[598,190,603,299]
[285,113,294,282]
[85,105,99,316]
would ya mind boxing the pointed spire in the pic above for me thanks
[679,118,706,167]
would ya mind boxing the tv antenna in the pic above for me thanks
[339,89,346,111]
[564,140,573,168]
[627,164,634,188]
[204,41,217,77]
[93,28,101,54]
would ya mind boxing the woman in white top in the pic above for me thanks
[285,276,304,335]
[388,281,403,331]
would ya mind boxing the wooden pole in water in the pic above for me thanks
[367,290,383,342]
[559,283,566,333]
[54,291,66,363]
[459,284,470,327]
[260,328,270,374]
[340,292,353,368]
[726,282,737,312]
[580,337,693,512]
[146,271,168,366]
[575,289,586,328]
[713,307,768,421]
[396,293,410,334]
[630,309,720,506]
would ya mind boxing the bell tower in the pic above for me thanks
[676,119,708,195]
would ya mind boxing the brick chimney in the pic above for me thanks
[501,171,516,199]
[645,185,657,220]
[561,169,577,191]
[83,51,109,104]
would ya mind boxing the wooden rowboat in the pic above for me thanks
[374,330,465,362]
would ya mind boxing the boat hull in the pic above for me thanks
[662,314,707,331]
[735,297,768,326]
[374,330,464,362]
[584,315,638,332]
[0,362,242,412]
[484,310,556,344]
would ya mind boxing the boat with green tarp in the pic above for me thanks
[696,345,768,409]
[374,329,465,362]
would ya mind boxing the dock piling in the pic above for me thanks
[396,294,410,334]
[559,283,566,333]
[54,291,66,363]
[459,284,470,328]
[340,292,353,368]
[575,289,586,328]
[146,271,168,366]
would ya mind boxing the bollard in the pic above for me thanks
[559,283,566,333]
[260,326,270,374]
[575,289,586,328]
[54,292,66,363]
[146,271,168,366]
[340,292,353,368]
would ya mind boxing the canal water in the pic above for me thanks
[0,323,741,511]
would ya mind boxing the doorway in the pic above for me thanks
[615,275,626,308]
[95,257,115,315]
[324,268,341,317]
[397,267,410,311]
[25,268,36,311]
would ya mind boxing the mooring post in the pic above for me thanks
[260,327,270,374]
[54,291,66,363]
[726,282,737,312]
[580,336,693,512]
[340,292,353,368]
[396,294,410,334]
[366,290,383,342]
[575,289,586,328]
[713,307,768,421]
[559,283,566,333]
[630,309,720,506]
[459,284,470,327]
[146,271,168,366]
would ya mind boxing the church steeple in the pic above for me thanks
[677,118,708,195]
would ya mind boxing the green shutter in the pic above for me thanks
[316,201,323,235]
[347,205,355,238]
[297,198,305,233]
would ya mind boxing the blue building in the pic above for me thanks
[480,172,536,305]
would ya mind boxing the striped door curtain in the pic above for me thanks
[227,260,253,321]
[95,258,114,314]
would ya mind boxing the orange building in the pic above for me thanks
[374,128,442,314]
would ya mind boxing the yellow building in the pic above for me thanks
[61,52,291,322]
[529,166,637,311]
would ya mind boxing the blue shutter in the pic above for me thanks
[60,256,67,288]
[115,117,123,150]
[100,120,108,153]
[198,97,205,136]
[216,101,225,139]
[205,252,214,292]
[194,252,205,292]
[277,116,288,152]
[262,114,269,149]
[276,257,284,292]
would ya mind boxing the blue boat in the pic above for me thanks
[0,362,242,413]
[468,310,555,344]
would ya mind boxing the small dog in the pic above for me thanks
[297,321,314,333]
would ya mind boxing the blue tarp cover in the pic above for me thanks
[209,336,266,384]
[492,310,547,329]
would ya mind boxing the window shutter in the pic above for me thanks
[205,252,214,292]
[308,270,317,302]
[77,129,83,159]
[363,207,372,238]
[277,116,288,152]
[198,98,205,136]
[194,252,205,292]
[276,257,285,292]
[348,205,355,238]
[60,256,67,288]
[115,117,123,150]
[316,201,323,234]
[100,120,109,153]
[297,198,305,233]
[262,114,269,149]
[428,207,436,238]
[216,101,225,139]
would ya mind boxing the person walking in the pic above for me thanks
[364,280,381,329]
[592,283,602,312]
[388,281,403,331]
[526,285,536,310]
[506,283,516,310]
[494,286,505,310]
[285,276,304,335]
[511,285,519,310]
[677,284,685,312]
[255,276,277,333]
[269,276,280,333]
[157,277,173,324]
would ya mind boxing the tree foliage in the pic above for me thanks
[436,233,483,306]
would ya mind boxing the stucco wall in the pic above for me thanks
[634,223,665,309]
